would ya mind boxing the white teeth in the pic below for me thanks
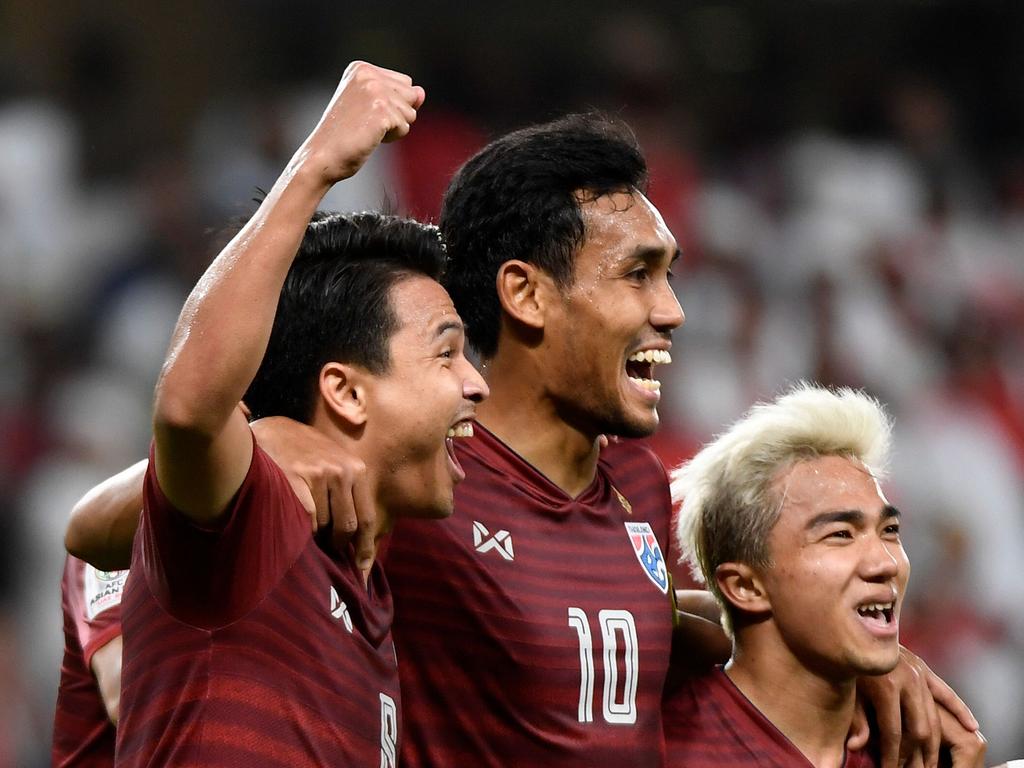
[856,602,894,615]
[627,349,672,365]
[446,422,475,439]
[628,376,662,391]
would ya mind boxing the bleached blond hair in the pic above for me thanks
[671,382,892,636]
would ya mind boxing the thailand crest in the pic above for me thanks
[624,521,669,594]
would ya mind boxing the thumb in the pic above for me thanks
[289,480,318,532]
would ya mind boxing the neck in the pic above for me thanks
[477,353,601,498]
[725,634,857,768]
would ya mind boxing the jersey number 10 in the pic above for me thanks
[567,607,638,724]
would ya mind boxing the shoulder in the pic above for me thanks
[599,438,668,485]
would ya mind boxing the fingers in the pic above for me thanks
[897,651,940,768]
[318,455,375,575]
[327,467,359,539]
[846,698,869,751]
[381,92,422,143]
[307,61,423,182]
[342,460,376,573]
[923,662,979,733]
[861,675,902,768]
[936,705,987,768]
[284,472,320,533]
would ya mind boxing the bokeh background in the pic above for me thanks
[3,1,1023,764]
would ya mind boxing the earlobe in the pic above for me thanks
[715,562,771,615]
[496,259,549,330]
[320,362,368,427]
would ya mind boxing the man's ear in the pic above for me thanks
[496,259,556,331]
[715,562,771,616]
[320,362,369,428]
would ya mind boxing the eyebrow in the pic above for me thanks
[434,319,464,339]
[626,245,682,266]
[805,504,900,530]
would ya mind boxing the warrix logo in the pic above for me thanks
[330,586,353,632]
[625,521,669,594]
[473,521,514,561]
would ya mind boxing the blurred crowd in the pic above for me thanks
[2,3,1022,765]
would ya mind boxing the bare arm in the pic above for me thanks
[65,418,379,571]
[90,635,123,724]
[152,62,424,522]
[65,460,147,571]
[676,588,723,625]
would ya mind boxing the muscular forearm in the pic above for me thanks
[154,160,328,442]
[151,140,332,519]
[65,460,147,570]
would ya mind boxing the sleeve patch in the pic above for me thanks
[84,565,129,620]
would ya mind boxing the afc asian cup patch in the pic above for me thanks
[624,522,669,594]
[84,565,129,620]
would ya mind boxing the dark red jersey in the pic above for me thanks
[663,667,879,767]
[52,555,128,768]
[116,441,401,767]
[382,426,675,767]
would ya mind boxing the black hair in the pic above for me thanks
[439,113,648,359]
[243,211,446,422]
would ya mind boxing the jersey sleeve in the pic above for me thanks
[63,556,127,668]
[138,434,311,628]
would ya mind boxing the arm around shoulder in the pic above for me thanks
[65,459,148,571]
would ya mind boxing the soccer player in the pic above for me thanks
[662,384,986,767]
[380,114,684,767]
[68,109,976,766]
[111,60,486,766]
[52,554,127,767]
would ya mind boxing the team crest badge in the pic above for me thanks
[624,522,668,594]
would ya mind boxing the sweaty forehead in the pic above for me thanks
[390,275,460,337]
[576,190,675,258]
[775,455,883,513]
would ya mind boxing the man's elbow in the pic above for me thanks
[152,391,222,447]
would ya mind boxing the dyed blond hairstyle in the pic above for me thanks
[671,383,892,636]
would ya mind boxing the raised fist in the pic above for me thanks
[299,61,425,186]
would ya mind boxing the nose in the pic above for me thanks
[651,281,685,332]
[461,359,489,403]
[860,534,903,583]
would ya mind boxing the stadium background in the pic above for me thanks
[2,1,1023,763]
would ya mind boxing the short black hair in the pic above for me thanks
[243,211,446,423]
[439,113,648,358]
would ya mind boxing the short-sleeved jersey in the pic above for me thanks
[663,667,879,767]
[116,440,401,767]
[52,555,128,768]
[382,426,675,767]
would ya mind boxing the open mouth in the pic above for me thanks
[855,600,897,635]
[625,349,671,392]
[444,419,475,483]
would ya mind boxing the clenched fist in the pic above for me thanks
[295,61,425,187]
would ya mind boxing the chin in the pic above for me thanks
[605,409,659,439]
[849,649,901,677]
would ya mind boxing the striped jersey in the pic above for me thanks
[116,441,401,767]
[382,425,675,767]
[52,555,127,768]
[663,667,879,767]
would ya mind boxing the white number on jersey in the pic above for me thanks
[567,607,638,725]
[380,692,398,768]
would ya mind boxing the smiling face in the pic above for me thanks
[542,190,684,438]
[364,275,488,519]
[757,455,910,680]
